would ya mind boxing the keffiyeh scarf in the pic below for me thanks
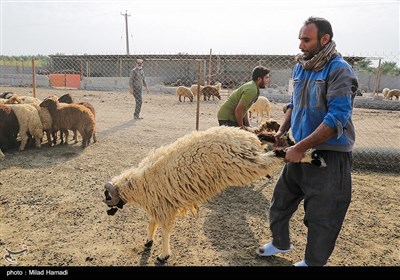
[295,40,340,71]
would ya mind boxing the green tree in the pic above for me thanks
[356,59,373,73]
[380,61,400,75]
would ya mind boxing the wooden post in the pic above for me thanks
[373,58,381,96]
[31,58,36,98]
[376,59,383,96]
[196,60,202,131]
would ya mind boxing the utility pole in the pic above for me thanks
[121,10,131,55]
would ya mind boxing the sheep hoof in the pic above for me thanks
[144,240,153,248]
[156,255,169,263]
[106,208,118,216]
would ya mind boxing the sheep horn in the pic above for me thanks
[104,182,121,207]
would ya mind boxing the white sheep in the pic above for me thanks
[29,103,53,146]
[190,84,204,100]
[10,104,43,151]
[103,126,325,263]
[0,149,4,160]
[0,96,22,104]
[18,96,42,105]
[249,96,271,123]
[382,88,390,99]
[176,86,194,102]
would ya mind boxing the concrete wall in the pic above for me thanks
[0,74,50,88]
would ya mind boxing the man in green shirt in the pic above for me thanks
[217,66,270,128]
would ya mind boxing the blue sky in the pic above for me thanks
[1,0,399,58]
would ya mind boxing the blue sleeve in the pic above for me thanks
[323,66,358,139]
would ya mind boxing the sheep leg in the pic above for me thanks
[156,220,175,263]
[73,130,78,143]
[52,132,57,145]
[45,130,52,146]
[92,132,97,143]
[19,132,28,151]
[63,130,69,145]
[59,130,64,144]
[145,219,158,248]
[81,135,88,148]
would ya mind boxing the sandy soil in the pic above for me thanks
[0,86,399,267]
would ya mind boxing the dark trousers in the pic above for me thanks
[218,120,238,127]
[133,90,142,117]
[269,150,352,266]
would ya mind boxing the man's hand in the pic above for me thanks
[274,131,283,146]
[284,144,307,163]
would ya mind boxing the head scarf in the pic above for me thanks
[295,40,340,71]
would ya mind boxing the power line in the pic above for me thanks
[120,10,130,55]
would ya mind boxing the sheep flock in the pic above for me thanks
[0,92,96,153]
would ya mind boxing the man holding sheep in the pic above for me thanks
[217,66,270,128]
[129,59,149,120]
[256,17,358,266]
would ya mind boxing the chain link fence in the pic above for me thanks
[1,52,399,170]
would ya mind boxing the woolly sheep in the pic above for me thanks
[40,98,95,148]
[10,104,43,151]
[249,96,271,123]
[382,88,390,99]
[0,91,14,99]
[103,126,325,263]
[245,119,280,135]
[201,85,221,101]
[58,93,97,144]
[0,95,22,104]
[29,103,53,146]
[386,89,400,100]
[0,149,4,160]
[0,104,20,151]
[176,86,194,102]
[190,84,204,100]
[19,96,42,105]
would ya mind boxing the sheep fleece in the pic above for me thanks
[111,126,282,221]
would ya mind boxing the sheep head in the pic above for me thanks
[103,182,125,215]
[257,131,326,168]
[272,148,327,168]
[39,98,58,112]
[58,93,74,104]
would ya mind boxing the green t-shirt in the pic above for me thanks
[217,80,259,121]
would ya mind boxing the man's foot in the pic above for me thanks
[255,241,293,257]
[292,260,308,267]
[134,115,143,120]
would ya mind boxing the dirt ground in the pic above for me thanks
[0,86,399,267]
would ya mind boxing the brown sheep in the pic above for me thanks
[386,89,400,100]
[58,93,97,143]
[39,98,95,148]
[201,85,221,101]
[245,119,281,135]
